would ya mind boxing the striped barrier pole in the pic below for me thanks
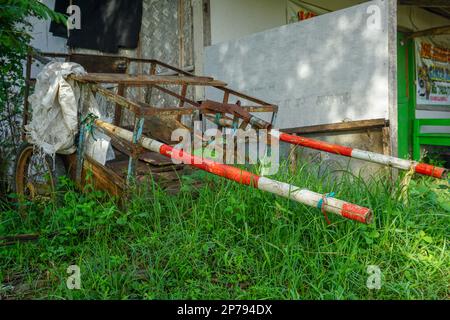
[205,114,448,180]
[94,119,373,224]
[270,130,448,180]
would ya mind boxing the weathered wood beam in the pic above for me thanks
[399,0,450,7]
[405,25,450,39]
[283,119,389,135]
[91,85,144,115]
[70,73,227,87]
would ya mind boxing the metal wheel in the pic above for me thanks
[13,143,66,207]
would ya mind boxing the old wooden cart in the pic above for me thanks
[15,49,450,224]
[15,51,278,201]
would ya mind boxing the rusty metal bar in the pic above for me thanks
[145,62,157,104]
[152,84,200,107]
[178,84,188,108]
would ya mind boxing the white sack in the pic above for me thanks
[26,61,86,155]
[26,62,115,165]
[79,84,116,165]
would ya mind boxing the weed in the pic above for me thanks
[0,162,448,299]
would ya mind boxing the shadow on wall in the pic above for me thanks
[204,0,390,130]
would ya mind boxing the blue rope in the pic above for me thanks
[232,120,239,132]
[81,113,99,141]
[215,113,222,124]
[317,192,336,210]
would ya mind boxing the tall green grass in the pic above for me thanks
[0,161,449,300]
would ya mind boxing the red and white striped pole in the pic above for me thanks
[95,120,373,224]
[270,130,448,180]
[207,114,448,180]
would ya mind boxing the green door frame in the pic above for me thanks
[397,32,417,159]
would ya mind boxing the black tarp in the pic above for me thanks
[50,0,143,53]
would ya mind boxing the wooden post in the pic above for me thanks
[22,52,33,141]
[387,0,398,159]
[127,117,145,184]
[178,0,185,69]
[382,127,391,156]
[114,84,125,126]
[289,133,298,174]
[193,0,206,101]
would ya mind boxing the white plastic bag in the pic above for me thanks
[26,61,86,155]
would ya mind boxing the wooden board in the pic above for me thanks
[283,119,389,135]
[82,157,125,197]
[71,73,227,87]
[106,159,183,178]
[139,151,179,166]
[144,114,190,145]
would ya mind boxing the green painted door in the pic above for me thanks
[397,33,416,159]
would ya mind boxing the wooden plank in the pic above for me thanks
[139,151,178,166]
[406,25,450,39]
[143,114,190,145]
[93,85,195,117]
[92,85,143,115]
[107,160,183,179]
[243,105,278,113]
[283,119,389,135]
[399,0,450,7]
[82,156,125,197]
[71,73,226,87]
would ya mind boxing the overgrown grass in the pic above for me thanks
[0,162,449,300]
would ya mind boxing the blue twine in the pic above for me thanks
[81,113,99,141]
[215,113,222,123]
[317,192,336,210]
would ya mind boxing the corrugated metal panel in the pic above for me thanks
[72,0,195,124]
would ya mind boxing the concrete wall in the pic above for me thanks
[287,129,388,178]
[205,0,393,177]
[207,0,449,131]
[205,0,390,130]
[209,0,287,45]
[209,0,450,37]
[27,0,68,78]
[28,0,67,54]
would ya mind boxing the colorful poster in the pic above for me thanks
[287,0,328,24]
[415,38,450,106]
